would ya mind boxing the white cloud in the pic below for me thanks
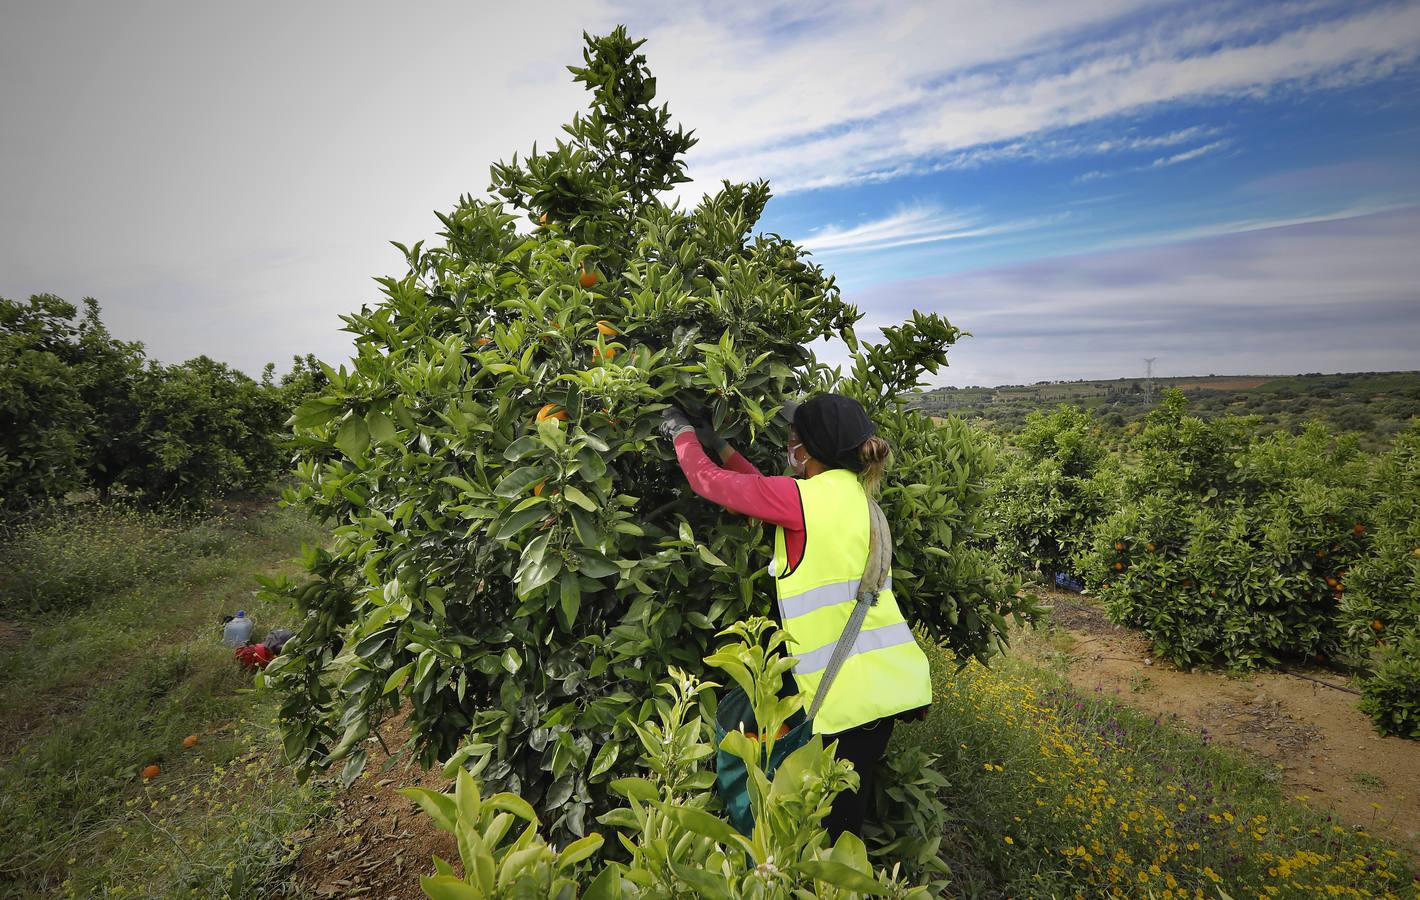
[798,205,1060,255]
[847,206,1420,387]
[633,1,1420,195]
[1150,139,1231,168]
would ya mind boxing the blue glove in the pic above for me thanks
[659,407,694,440]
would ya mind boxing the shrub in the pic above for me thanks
[402,619,928,898]
[985,405,1118,579]
[261,26,1029,850]
[1341,421,1420,736]
[1079,393,1372,669]
[0,295,94,513]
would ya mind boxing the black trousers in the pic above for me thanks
[822,716,895,839]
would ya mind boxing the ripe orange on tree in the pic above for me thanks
[535,403,568,423]
[1371,619,1384,632]
[579,266,600,289]
[533,480,546,497]
[595,320,618,337]
[1113,561,1123,571]
[593,345,617,361]
[1353,522,1366,536]
[1114,542,1124,551]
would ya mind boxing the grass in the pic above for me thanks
[891,638,1417,899]
[0,501,328,898]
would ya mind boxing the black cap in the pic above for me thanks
[793,394,876,471]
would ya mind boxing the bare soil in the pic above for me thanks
[293,708,455,899]
[1023,588,1420,859]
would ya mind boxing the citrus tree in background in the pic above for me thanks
[262,27,1033,843]
[1079,391,1373,670]
[1340,421,1420,737]
[985,404,1119,581]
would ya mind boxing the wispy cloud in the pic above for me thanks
[1150,139,1230,168]
[798,205,1060,255]
[639,1,1420,194]
[845,207,1420,386]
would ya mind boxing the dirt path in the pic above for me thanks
[1023,588,1420,859]
[293,708,455,899]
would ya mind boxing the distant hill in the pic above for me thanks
[910,371,1420,446]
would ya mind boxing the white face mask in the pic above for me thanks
[787,440,807,477]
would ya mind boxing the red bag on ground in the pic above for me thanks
[234,643,274,669]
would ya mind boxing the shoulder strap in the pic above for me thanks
[806,497,891,721]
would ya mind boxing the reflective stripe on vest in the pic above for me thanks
[772,469,932,735]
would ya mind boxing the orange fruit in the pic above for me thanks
[1325,577,1338,588]
[538,212,549,225]
[533,481,546,497]
[141,764,161,780]
[536,403,568,423]
[1146,543,1155,553]
[182,735,198,749]
[1113,562,1123,571]
[579,268,599,289]
[593,345,617,361]
[1353,523,1366,536]
[1114,542,1124,551]
[1371,619,1384,632]
[595,320,618,337]
[476,336,492,346]
[1316,550,1326,558]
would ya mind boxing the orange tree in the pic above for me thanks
[985,404,1119,581]
[259,28,1031,841]
[1078,391,1372,669]
[1340,421,1420,737]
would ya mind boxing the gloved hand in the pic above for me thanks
[659,407,694,440]
[695,425,729,456]
[683,411,729,456]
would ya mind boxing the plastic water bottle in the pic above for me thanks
[223,611,254,646]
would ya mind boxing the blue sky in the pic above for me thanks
[2,0,1419,386]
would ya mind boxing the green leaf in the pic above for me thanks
[555,833,604,869]
[588,739,619,778]
[798,860,887,894]
[382,662,413,694]
[398,787,458,832]
[575,550,619,579]
[486,792,538,821]
[366,410,398,445]
[664,805,744,847]
[669,863,736,900]
[495,465,546,498]
[562,485,597,511]
[504,435,543,461]
[696,544,728,567]
[559,574,581,626]
[608,777,658,802]
[583,866,623,900]
[501,647,523,674]
[337,415,371,459]
[418,875,481,900]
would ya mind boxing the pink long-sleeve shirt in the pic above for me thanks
[672,431,807,571]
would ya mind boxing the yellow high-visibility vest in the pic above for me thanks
[771,468,932,735]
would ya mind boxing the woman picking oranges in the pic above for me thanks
[660,394,931,838]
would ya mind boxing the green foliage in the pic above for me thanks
[0,503,186,614]
[1340,421,1420,736]
[404,619,928,898]
[1358,633,1420,740]
[0,294,99,511]
[986,405,1119,578]
[1079,392,1372,669]
[262,26,1028,847]
[0,293,319,514]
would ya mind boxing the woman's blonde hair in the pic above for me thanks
[858,435,892,495]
